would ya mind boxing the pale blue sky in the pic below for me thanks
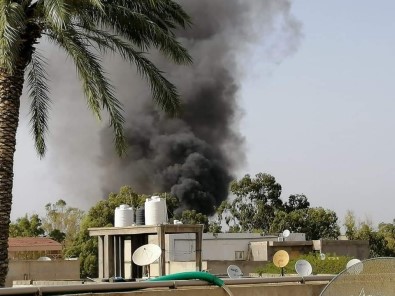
[240,1,395,224]
[11,1,395,226]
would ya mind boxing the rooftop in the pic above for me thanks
[8,237,62,252]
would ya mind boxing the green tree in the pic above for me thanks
[377,221,395,251]
[283,194,310,213]
[42,199,84,247]
[270,207,340,240]
[343,210,357,240]
[343,213,395,257]
[0,0,191,286]
[117,186,146,219]
[207,221,222,234]
[346,218,395,257]
[65,186,169,278]
[157,192,180,219]
[48,229,66,243]
[178,210,209,232]
[218,173,283,233]
[9,214,45,237]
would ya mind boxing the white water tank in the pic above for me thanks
[145,196,167,225]
[114,204,134,227]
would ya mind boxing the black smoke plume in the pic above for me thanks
[97,0,301,215]
[30,0,301,216]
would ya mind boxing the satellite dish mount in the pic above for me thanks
[132,244,162,279]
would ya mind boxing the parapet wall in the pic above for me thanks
[6,260,80,287]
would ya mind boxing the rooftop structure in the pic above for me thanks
[8,237,62,260]
[88,224,204,279]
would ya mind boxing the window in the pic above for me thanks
[235,251,244,260]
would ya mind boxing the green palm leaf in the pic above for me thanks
[0,1,25,73]
[77,27,181,116]
[46,27,126,154]
[26,50,51,157]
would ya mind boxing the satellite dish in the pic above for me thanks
[346,259,363,274]
[320,258,395,295]
[227,265,243,278]
[320,253,326,260]
[132,244,162,266]
[282,229,290,238]
[273,250,290,268]
[37,256,51,261]
[295,259,312,277]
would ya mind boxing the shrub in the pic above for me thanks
[256,253,353,275]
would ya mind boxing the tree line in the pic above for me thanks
[9,172,395,278]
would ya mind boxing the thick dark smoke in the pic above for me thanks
[19,0,301,218]
[97,0,301,215]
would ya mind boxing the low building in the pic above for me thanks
[88,225,370,279]
[8,237,62,260]
[6,237,80,287]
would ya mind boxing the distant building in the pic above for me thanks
[8,237,62,260]
[88,225,370,279]
[149,233,369,276]
[6,237,79,287]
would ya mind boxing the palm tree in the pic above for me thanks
[0,0,191,286]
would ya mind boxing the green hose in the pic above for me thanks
[148,271,224,287]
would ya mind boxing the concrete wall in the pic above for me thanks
[68,282,328,296]
[6,260,80,287]
[148,260,264,277]
[205,260,265,276]
[313,240,370,259]
[267,241,314,261]
[150,261,208,277]
[165,233,305,262]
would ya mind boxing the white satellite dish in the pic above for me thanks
[295,259,312,277]
[282,229,290,238]
[346,259,363,274]
[227,265,243,278]
[132,244,162,266]
[37,256,52,261]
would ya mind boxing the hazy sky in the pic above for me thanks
[11,1,395,226]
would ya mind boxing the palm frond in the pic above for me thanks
[77,27,181,116]
[0,1,25,73]
[83,2,192,64]
[41,0,70,31]
[26,50,51,157]
[45,28,126,155]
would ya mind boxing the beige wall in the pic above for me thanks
[313,240,370,259]
[6,260,80,287]
[68,283,327,296]
[147,261,265,278]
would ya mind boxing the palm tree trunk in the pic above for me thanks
[0,66,25,287]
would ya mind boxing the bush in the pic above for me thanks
[256,253,353,275]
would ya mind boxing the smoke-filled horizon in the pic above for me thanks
[97,0,301,215]
[18,0,301,216]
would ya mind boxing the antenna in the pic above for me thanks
[273,250,290,276]
[227,265,243,278]
[295,259,312,277]
[282,229,290,238]
[132,244,162,279]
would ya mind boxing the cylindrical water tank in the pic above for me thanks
[145,196,167,225]
[114,204,134,227]
[135,207,145,225]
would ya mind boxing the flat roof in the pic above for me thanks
[89,224,204,236]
